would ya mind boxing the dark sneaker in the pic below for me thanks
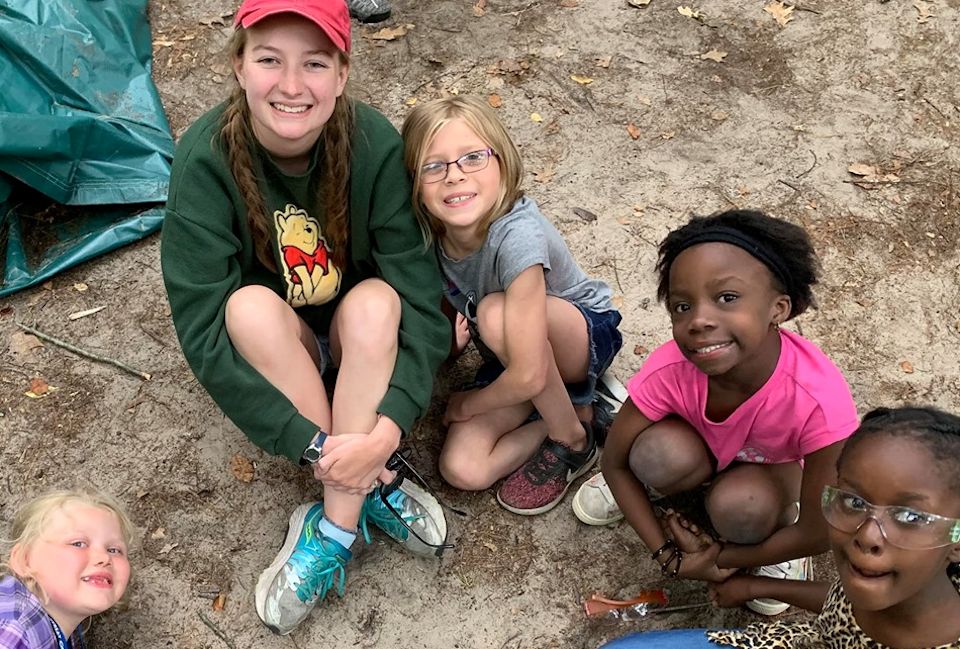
[254,503,351,635]
[348,0,391,22]
[497,424,598,515]
[592,371,627,447]
[358,478,448,558]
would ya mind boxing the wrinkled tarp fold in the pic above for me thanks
[0,0,173,296]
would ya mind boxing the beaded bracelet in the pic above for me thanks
[651,539,682,578]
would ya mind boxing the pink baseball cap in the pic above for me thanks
[234,0,351,53]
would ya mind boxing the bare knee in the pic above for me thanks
[336,280,401,355]
[226,285,295,345]
[439,448,496,491]
[475,293,506,354]
[628,420,711,493]
[707,473,781,544]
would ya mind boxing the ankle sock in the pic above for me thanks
[318,516,357,549]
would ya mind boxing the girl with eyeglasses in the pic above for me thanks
[601,406,960,649]
[401,96,623,515]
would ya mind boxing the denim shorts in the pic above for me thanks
[470,306,622,406]
[312,333,334,376]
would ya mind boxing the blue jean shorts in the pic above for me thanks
[470,306,622,406]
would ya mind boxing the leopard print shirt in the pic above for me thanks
[706,571,960,649]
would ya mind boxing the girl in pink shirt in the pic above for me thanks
[597,209,858,615]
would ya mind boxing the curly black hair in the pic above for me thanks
[655,210,820,320]
[839,406,960,493]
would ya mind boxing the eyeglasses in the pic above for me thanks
[419,148,496,184]
[821,485,960,550]
[377,452,466,558]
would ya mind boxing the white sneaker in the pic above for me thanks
[572,472,624,525]
[745,556,813,615]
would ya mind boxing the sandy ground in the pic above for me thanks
[2,0,959,647]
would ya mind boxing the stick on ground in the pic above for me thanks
[16,321,152,381]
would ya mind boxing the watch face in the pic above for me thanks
[303,447,321,464]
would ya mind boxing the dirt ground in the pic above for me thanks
[2,0,959,647]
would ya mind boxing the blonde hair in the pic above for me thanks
[401,96,524,245]
[220,26,355,271]
[2,489,135,601]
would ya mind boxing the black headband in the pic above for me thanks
[675,226,792,294]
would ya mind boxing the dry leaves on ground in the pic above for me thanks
[628,0,652,6]
[573,207,598,222]
[763,2,794,27]
[533,165,556,183]
[914,1,935,23]
[595,56,612,68]
[530,112,543,122]
[25,377,56,399]
[847,162,901,185]
[700,49,728,62]
[571,74,594,85]
[488,94,503,108]
[626,123,642,140]
[229,453,256,483]
[365,24,413,41]
[899,360,915,374]
[678,6,705,20]
[473,0,486,17]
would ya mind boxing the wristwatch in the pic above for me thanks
[300,430,328,465]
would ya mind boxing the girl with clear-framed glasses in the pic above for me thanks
[601,406,960,649]
[401,96,623,516]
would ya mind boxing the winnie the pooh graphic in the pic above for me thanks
[275,204,342,307]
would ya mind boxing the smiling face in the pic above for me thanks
[233,13,348,172]
[11,504,131,633]
[419,118,503,252]
[666,242,790,381]
[830,435,960,614]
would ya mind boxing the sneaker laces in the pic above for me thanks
[523,446,570,485]
[288,539,348,602]
[357,488,421,543]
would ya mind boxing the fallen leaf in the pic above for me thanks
[405,97,418,106]
[151,527,166,539]
[28,377,50,396]
[699,49,727,62]
[158,542,179,555]
[560,0,579,6]
[637,95,652,106]
[626,123,642,140]
[212,593,226,611]
[617,216,632,225]
[570,74,594,85]
[710,110,729,121]
[530,112,543,123]
[914,1,934,23]
[365,24,412,41]
[595,56,612,68]
[487,94,503,108]
[900,360,915,374]
[153,39,175,47]
[628,0,651,6]
[763,1,794,27]
[0,306,12,317]
[573,207,598,222]
[633,344,649,356]
[847,162,900,184]
[473,0,486,16]
[544,119,561,135]
[483,541,498,552]
[847,163,877,177]
[10,332,43,357]
[229,454,255,483]
[660,130,675,139]
[68,306,106,321]
[73,282,88,292]
[533,166,556,183]
[633,204,646,214]
[677,6,705,20]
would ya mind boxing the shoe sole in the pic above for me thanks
[351,10,391,23]
[571,489,624,526]
[745,557,813,616]
[395,479,447,558]
[254,503,319,635]
[497,450,599,516]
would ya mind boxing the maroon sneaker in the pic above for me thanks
[497,423,598,515]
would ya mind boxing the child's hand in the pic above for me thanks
[663,510,714,552]
[677,541,736,583]
[443,390,478,425]
[314,434,395,495]
[709,574,755,608]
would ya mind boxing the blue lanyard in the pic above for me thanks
[49,617,70,649]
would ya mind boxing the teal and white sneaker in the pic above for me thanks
[358,479,448,558]
[254,503,351,635]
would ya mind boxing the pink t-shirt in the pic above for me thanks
[627,329,858,471]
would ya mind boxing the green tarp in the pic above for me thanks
[0,0,173,296]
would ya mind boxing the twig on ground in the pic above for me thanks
[198,612,236,649]
[779,179,802,192]
[15,321,152,381]
[793,4,822,14]
[796,149,818,179]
